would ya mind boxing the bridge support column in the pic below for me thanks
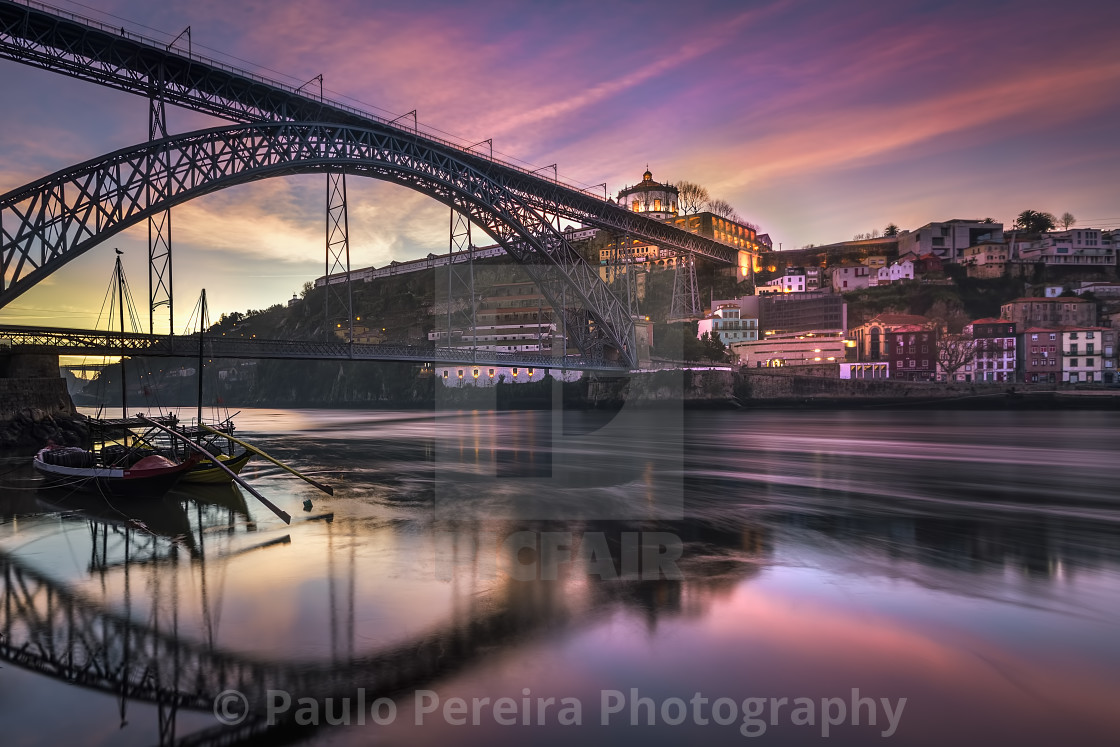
[669,253,700,323]
[147,77,173,335]
[445,208,476,358]
[325,171,353,342]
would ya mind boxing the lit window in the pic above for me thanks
[632,200,640,212]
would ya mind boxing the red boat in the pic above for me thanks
[33,446,200,498]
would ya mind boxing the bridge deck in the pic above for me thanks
[0,325,630,371]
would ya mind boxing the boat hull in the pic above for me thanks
[33,449,197,498]
[180,451,253,484]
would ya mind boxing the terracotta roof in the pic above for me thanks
[887,324,929,333]
[1021,325,1110,333]
[1006,296,1091,303]
[866,313,929,326]
[969,318,1010,325]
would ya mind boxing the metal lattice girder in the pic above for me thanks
[0,0,745,269]
[148,91,174,335]
[669,254,701,322]
[324,171,352,338]
[0,122,640,366]
[0,324,628,370]
[441,207,477,352]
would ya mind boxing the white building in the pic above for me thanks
[831,265,870,292]
[1062,328,1107,383]
[1012,229,1117,267]
[763,274,806,293]
[967,319,1017,383]
[898,220,1003,263]
[697,301,759,346]
[889,259,914,283]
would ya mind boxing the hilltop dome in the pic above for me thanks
[617,168,678,219]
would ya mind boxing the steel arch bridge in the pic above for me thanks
[0,120,642,364]
[0,0,745,371]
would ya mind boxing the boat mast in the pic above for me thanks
[116,250,127,420]
[197,289,207,428]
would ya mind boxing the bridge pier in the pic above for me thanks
[0,351,83,448]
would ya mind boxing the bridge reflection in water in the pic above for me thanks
[0,458,767,746]
[5,409,1120,747]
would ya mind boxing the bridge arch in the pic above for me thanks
[0,122,635,365]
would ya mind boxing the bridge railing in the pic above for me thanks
[4,0,613,202]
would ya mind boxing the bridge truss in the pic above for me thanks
[0,0,743,371]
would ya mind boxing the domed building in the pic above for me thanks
[616,168,678,220]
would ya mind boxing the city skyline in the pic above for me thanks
[1,0,1119,327]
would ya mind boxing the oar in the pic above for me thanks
[199,423,335,496]
[138,416,292,525]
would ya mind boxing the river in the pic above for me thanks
[1,408,1118,746]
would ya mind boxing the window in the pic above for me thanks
[922,360,929,368]
[1049,334,1056,341]
[1031,334,1038,341]
[1087,359,1094,367]
[909,360,916,368]
[631,200,640,212]
[1071,359,1078,367]
[653,198,662,212]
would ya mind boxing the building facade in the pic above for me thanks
[1021,328,1060,383]
[1061,328,1107,383]
[886,326,937,381]
[849,313,930,361]
[831,265,870,292]
[732,330,847,368]
[1000,297,1097,328]
[969,319,1017,383]
[758,291,846,336]
[697,302,760,347]
[897,219,1004,263]
[1013,228,1117,268]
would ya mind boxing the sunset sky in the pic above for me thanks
[1,0,1119,328]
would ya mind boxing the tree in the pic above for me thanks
[698,331,730,362]
[884,223,899,237]
[1060,212,1076,230]
[708,198,742,222]
[935,331,976,381]
[300,280,314,298]
[675,181,710,215]
[1014,210,1055,233]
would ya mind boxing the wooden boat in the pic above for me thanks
[181,449,253,484]
[33,445,200,498]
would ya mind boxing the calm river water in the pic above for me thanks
[1,408,1119,746]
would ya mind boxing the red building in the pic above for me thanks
[1020,327,1059,383]
[886,325,937,381]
